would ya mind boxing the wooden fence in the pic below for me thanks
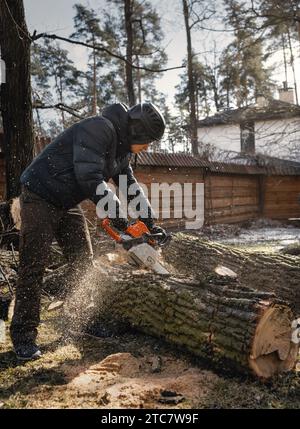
[0,145,300,227]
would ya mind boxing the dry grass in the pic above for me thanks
[0,304,299,409]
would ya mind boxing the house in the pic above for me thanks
[197,88,300,162]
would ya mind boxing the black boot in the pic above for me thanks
[14,343,42,361]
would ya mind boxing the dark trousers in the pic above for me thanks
[10,187,93,348]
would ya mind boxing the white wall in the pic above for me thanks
[255,117,300,160]
[197,124,241,153]
[197,117,300,161]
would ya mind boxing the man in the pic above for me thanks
[11,102,168,360]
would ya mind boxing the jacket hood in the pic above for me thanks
[102,103,130,156]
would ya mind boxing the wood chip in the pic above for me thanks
[215,265,238,278]
[47,301,64,312]
[150,356,162,373]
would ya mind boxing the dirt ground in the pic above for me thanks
[0,221,299,409]
[0,300,299,409]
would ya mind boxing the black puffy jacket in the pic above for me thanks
[21,104,154,226]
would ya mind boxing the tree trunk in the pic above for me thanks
[58,76,66,128]
[0,0,34,199]
[281,33,288,86]
[78,268,298,379]
[92,35,97,115]
[162,234,300,313]
[287,27,299,105]
[182,0,198,155]
[56,247,299,379]
[136,55,142,104]
[124,0,136,106]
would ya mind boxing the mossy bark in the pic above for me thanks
[95,271,298,378]
[163,234,300,313]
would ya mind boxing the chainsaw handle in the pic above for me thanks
[146,232,172,247]
[101,218,122,242]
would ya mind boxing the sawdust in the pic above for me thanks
[60,248,174,340]
[67,352,218,408]
[60,255,124,337]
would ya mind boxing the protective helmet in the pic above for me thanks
[128,102,166,145]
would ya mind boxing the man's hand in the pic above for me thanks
[148,225,170,245]
[110,217,129,232]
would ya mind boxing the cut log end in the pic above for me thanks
[249,304,298,378]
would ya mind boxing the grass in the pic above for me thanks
[0,304,299,409]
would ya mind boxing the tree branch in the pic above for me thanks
[32,32,185,73]
[250,0,300,24]
[189,6,216,31]
[33,102,84,119]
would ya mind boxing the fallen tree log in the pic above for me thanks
[61,252,299,379]
[97,272,298,379]
[280,242,300,256]
[162,234,300,314]
[5,230,297,378]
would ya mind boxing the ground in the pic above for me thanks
[0,220,299,409]
[0,307,299,409]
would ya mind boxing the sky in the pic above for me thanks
[24,0,189,108]
[23,0,300,113]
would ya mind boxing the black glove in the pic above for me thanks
[148,225,170,246]
[110,217,129,232]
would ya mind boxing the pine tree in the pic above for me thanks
[167,114,190,154]
[181,0,216,155]
[31,40,81,129]
[251,0,300,42]
[106,0,168,107]
[251,0,300,104]
[71,4,123,114]
[175,57,222,119]
[220,0,274,107]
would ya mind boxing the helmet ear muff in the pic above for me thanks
[130,119,146,137]
[129,119,153,145]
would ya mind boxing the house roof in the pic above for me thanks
[197,99,300,127]
[135,152,209,168]
[135,151,300,176]
[0,129,299,176]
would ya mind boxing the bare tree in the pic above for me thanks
[124,0,136,106]
[182,0,215,155]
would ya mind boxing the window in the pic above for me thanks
[240,121,255,154]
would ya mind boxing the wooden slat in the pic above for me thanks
[207,188,259,199]
[207,213,258,224]
[206,175,259,188]
[207,204,259,216]
[205,197,258,210]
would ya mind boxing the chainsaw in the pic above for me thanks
[101,218,171,275]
